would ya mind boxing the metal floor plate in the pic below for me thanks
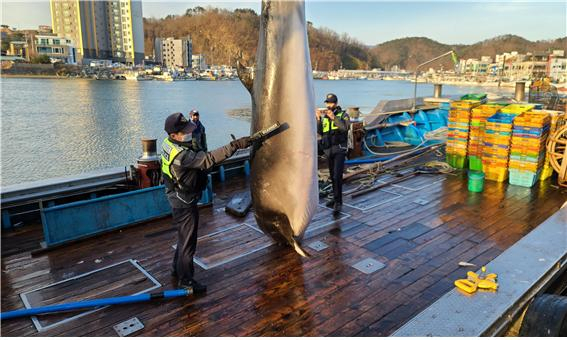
[412,198,430,206]
[174,223,273,270]
[19,259,161,332]
[343,189,402,212]
[352,258,386,274]
[113,317,144,336]
[308,241,329,251]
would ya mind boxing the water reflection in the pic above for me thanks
[1,78,513,186]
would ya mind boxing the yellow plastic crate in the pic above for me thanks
[482,158,508,168]
[484,134,510,144]
[509,159,542,172]
[446,147,467,156]
[540,164,554,181]
[483,146,510,157]
[511,136,546,147]
[473,104,502,116]
[451,100,480,110]
[448,116,471,124]
[485,122,513,132]
[448,131,469,139]
[449,110,472,119]
[501,104,534,114]
[513,111,551,127]
[484,166,508,182]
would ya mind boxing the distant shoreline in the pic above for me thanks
[0,74,549,92]
[1,74,70,79]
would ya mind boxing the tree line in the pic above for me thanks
[143,6,376,71]
[144,7,566,71]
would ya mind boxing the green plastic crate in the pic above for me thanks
[447,153,467,169]
[469,156,483,171]
[461,93,487,101]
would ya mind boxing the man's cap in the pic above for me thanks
[324,93,338,103]
[164,112,197,134]
[190,109,199,116]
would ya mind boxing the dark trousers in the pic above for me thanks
[327,150,346,204]
[172,202,199,283]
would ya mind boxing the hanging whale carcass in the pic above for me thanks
[238,0,318,256]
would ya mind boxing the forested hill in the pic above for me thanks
[144,7,566,71]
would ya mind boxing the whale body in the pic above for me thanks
[238,0,318,256]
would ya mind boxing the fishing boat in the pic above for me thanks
[1,84,566,336]
[124,71,153,81]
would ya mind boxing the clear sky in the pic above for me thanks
[2,1,566,45]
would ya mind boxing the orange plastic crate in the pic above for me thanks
[509,159,543,172]
[511,136,546,147]
[513,110,550,124]
[482,157,508,168]
[473,104,502,116]
[449,110,472,119]
[485,122,513,132]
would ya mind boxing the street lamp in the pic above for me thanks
[412,50,458,112]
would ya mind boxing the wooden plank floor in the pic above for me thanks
[2,169,566,336]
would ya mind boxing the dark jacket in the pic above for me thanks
[317,106,350,153]
[164,139,237,207]
[192,121,208,152]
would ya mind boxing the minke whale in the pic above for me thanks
[237,0,318,256]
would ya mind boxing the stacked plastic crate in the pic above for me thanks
[483,105,536,182]
[508,111,551,187]
[483,112,516,182]
[447,100,480,168]
[467,104,503,171]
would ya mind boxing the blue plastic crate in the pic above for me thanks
[512,126,550,137]
[509,169,542,188]
[488,113,516,124]
[483,142,511,149]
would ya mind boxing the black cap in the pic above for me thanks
[164,112,197,134]
[324,93,338,104]
[190,109,199,116]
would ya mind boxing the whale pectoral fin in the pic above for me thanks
[236,60,254,94]
[292,239,310,258]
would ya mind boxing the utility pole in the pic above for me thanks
[412,50,455,112]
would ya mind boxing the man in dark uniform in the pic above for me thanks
[190,109,208,152]
[316,93,350,215]
[161,112,250,293]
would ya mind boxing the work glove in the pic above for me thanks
[231,136,252,149]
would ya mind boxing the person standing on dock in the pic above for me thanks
[161,112,251,294]
[190,109,208,152]
[316,93,350,216]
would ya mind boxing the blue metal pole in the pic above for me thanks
[0,289,190,321]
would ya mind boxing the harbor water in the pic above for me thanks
[0,78,513,186]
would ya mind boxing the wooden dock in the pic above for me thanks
[2,168,566,336]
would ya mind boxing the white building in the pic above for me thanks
[35,34,77,64]
[548,57,567,83]
[154,37,192,69]
[192,54,206,70]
